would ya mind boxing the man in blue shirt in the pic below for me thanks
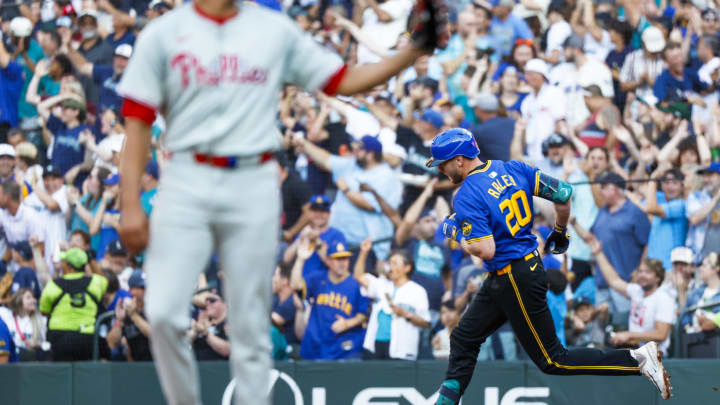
[37,94,90,176]
[9,241,42,299]
[642,168,688,270]
[653,43,704,103]
[425,129,670,405]
[292,241,369,360]
[66,43,132,114]
[489,0,533,59]
[470,92,515,162]
[0,316,19,363]
[140,160,159,216]
[591,171,651,316]
[283,195,346,278]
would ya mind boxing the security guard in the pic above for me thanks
[427,129,671,404]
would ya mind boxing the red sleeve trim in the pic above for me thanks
[122,98,157,126]
[321,64,348,96]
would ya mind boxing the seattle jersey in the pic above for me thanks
[300,272,369,360]
[453,160,540,271]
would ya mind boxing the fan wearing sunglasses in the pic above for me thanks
[191,289,230,361]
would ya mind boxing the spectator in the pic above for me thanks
[36,93,91,177]
[14,141,42,197]
[619,26,665,108]
[605,19,635,114]
[663,246,699,310]
[591,238,675,356]
[107,270,152,361]
[566,296,608,349]
[0,36,24,140]
[140,160,158,216]
[437,10,490,100]
[536,133,575,179]
[39,248,107,361]
[271,263,300,346]
[0,143,16,183]
[283,195,346,277]
[578,85,622,149]
[550,34,614,129]
[489,0,533,60]
[89,173,121,259]
[100,239,133,290]
[293,135,401,261]
[591,171,651,317]
[25,54,74,108]
[432,299,460,360]
[101,269,131,312]
[67,166,112,251]
[7,241,43,298]
[23,164,70,275]
[546,268,568,347]
[278,153,312,241]
[355,240,430,360]
[681,252,720,332]
[66,43,132,114]
[470,92,516,162]
[8,17,46,122]
[355,0,414,65]
[516,58,566,162]
[191,287,230,361]
[543,1,572,65]
[0,181,45,262]
[0,288,48,360]
[495,66,528,119]
[653,43,704,105]
[686,163,720,261]
[640,167,689,270]
[291,240,369,360]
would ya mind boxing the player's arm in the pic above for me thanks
[462,238,496,261]
[334,46,427,96]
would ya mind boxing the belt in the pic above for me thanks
[494,249,539,276]
[192,152,274,169]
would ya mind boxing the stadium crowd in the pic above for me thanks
[0,0,720,364]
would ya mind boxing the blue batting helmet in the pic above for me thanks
[425,128,480,168]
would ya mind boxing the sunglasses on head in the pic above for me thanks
[515,38,534,47]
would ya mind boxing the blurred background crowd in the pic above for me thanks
[0,0,719,364]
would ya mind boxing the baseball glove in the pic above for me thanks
[409,0,450,52]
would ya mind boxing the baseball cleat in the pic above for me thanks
[634,341,672,400]
[435,379,461,405]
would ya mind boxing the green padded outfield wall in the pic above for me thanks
[0,360,718,405]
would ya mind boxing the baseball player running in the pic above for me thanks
[426,129,672,404]
[115,0,448,404]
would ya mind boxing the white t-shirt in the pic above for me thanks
[626,283,676,355]
[0,307,47,350]
[520,83,567,162]
[583,30,615,62]
[117,3,344,156]
[550,59,614,128]
[0,205,46,244]
[361,275,430,360]
[22,186,69,276]
[545,20,572,54]
[357,0,414,65]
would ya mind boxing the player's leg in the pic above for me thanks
[144,162,215,405]
[213,161,280,405]
[498,253,640,376]
[435,278,508,405]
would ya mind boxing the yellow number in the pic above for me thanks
[499,190,532,236]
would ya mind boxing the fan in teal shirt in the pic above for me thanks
[14,38,45,120]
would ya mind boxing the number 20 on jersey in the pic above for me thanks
[498,190,532,236]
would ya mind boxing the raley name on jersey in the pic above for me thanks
[171,53,268,88]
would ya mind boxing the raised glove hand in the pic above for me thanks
[409,0,450,52]
[441,214,461,242]
[544,225,570,254]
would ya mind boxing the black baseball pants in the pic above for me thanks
[445,251,641,395]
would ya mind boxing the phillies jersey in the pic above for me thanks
[117,3,345,155]
[452,160,540,271]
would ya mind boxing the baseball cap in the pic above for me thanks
[359,135,383,154]
[524,58,550,79]
[61,98,87,112]
[309,195,331,211]
[697,162,720,175]
[468,92,499,111]
[641,26,666,53]
[596,171,626,190]
[128,270,147,289]
[0,143,16,157]
[10,17,33,37]
[145,160,159,179]
[115,44,133,59]
[104,173,121,185]
[656,102,691,120]
[417,108,444,130]
[563,34,585,50]
[107,239,127,257]
[493,0,515,8]
[56,16,73,28]
[10,241,33,261]
[15,142,37,159]
[42,164,63,178]
[328,241,353,259]
[78,9,99,21]
[670,246,694,264]
[545,133,571,148]
[573,296,594,310]
[59,248,89,269]
[61,3,76,16]
[150,0,173,11]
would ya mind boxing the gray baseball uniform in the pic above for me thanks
[117,3,345,404]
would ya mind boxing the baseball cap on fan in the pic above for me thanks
[309,195,331,211]
[328,241,353,259]
[0,143,16,158]
[416,108,444,130]
[670,247,694,264]
[641,26,666,53]
[524,58,550,80]
[115,44,133,59]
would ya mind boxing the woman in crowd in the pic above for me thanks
[69,166,112,252]
[682,252,720,332]
[0,288,48,361]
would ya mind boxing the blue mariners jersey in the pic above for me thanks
[300,272,369,360]
[453,160,540,271]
